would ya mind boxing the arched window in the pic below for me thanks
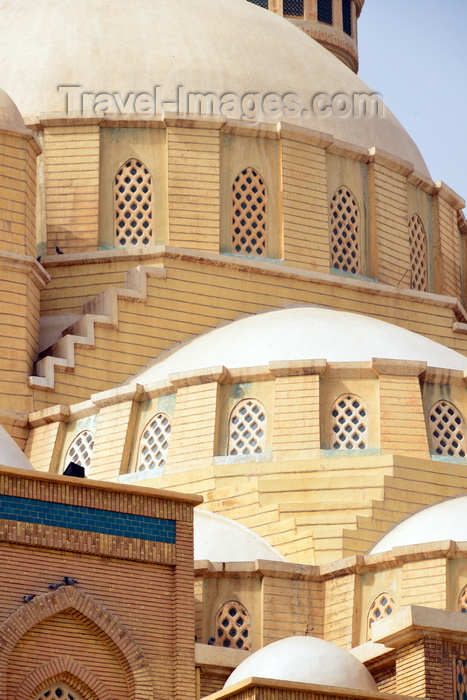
[318,0,333,24]
[408,214,428,291]
[114,158,153,247]
[459,584,467,612]
[231,167,267,257]
[35,683,83,700]
[330,186,360,274]
[429,400,466,458]
[64,430,94,475]
[367,593,395,638]
[214,600,251,650]
[228,399,266,455]
[330,394,367,450]
[138,413,171,472]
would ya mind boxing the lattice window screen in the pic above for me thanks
[318,0,333,24]
[455,658,467,699]
[138,413,171,472]
[114,159,153,247]
[330,186,360,274]
[35,683,82,700]
[429,400,466,458]
[459,585,467,613]
[215,600,251,650]
[283,0,304,16]
[64,430,94,473]
[408,214,428,291]
[342,0,352,35]
[367,593,395,638]
[330,394,367,450]
[231,168,267,257]
[228,399,266,455]
[247,0,268,7]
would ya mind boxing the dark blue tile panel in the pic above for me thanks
[0,494,176,543]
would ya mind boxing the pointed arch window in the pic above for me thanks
[458,584,467,612]
[367,593,395,639]
[114,158,153,247]
[228,399,266,455]
[408,214,428,291]
[137,413,171,472]
[429,400,466,458]
[330,394,367,450]
[231,168,267,257]
[215,600,251,650]
[64,430,94,475]
[330,186,361,274]
[35,683,83,700]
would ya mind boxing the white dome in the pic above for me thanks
[194,509,285,563]
[0,426,34,470]
[0,88,26,131]
[368,494,467,555]
[224,635,378,691]
[0,0,427,173]
[128,307,467,385]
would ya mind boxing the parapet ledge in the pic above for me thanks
[221,119,280,140]
[458,210,467,236]
[349,641,393,665]
[195,642,250,670]
[435,180,466,210]
[278,121,333,148]
[169,366,229,389]
[29,404,70,427]
[422,365,465,385]
[407,168,437,195]
[371,604,467,648]
[91,383,144,408]
[269,359,326,377]
[371,358,427,377]
[327,138,369,163]
[367,147,414,177]
[226,366,272,383]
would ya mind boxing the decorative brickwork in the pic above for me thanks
[114,159,153,247]
[215,601,251,650]
[138,413,171,472]
[231,168,267,257]
[429,400,466,458]
[228,399,266,455]
[20,657,108,700]
[330,394,367,450]
[408,214,428,292]
[330,186,360,274]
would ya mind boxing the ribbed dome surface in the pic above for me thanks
[224,635,378,690]
[0,0,427,173]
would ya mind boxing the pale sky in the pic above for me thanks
[358,0,467,209]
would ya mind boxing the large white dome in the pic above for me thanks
[194,510,285,562]
[0,0,427,173]
[368,495,467,555]
[0,426,34,470]
[128,307,467,385]
[224,635,378,690]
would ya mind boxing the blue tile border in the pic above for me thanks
[0,494,176,543]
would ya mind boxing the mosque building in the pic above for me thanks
[1,0,467,698]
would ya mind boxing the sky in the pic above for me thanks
[357,0,467,209]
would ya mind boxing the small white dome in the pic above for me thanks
[224,636,378,691]
[129,307,467,385]
[194,509,285,563]
[368,494,467,555]
[0,88,26,131]
[0,426,34,470]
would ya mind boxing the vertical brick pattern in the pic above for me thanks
[371,162,409,286]
[0,133,37,256]
[43,125,100,253]
[173,519,196,700]
[169,382,219,467]
[90,400,137,480]
[435,194,462,299]
[272,374,320,457]
[282,138,328,271]
[323,573,356,648]
[24,421,66,473]
[168,126,220,253]
[401,559,448,609]
[262,575,322,645]
[200,670,228,698]
[379,375,430,457]
[396,640,427,697]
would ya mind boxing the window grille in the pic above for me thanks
[408,214,428,292]
[228,399,266,455]
[283,0,304,17]
[330,186,360,274]
[459,585,467,613]
[35,684,81,700]
[318,0,333,24]
[342,0,352,35]
[455,658,467,699]
[330,394,367,450]
[368,593,395,637]
[429,400,466,458]
[215,601,251,650]
[231,168,267,257]
[247,0,268,7]
[64,430,94,474]
[114,159,153,247]
[138,413,171,471]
